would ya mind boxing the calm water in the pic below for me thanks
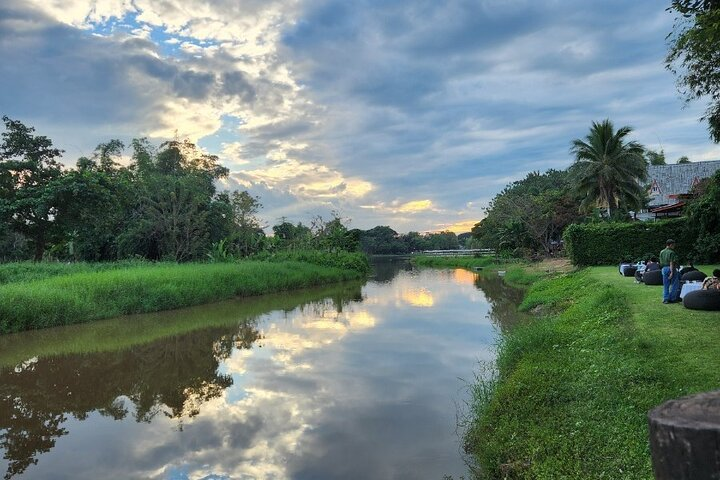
[0,259,524,480]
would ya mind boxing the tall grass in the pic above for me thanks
[0,261,364,334]
[0,260,151,285]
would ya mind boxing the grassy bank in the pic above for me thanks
[411,255,546,287]
[0,260,366,334]
[0,280,363,368]
[465,265,720,479]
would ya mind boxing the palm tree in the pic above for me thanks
[570,119,647,217]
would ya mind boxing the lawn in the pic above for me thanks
[590,265,720,397]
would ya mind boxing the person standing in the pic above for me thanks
[660,239,680,304]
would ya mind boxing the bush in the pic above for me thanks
[563,219,693,266]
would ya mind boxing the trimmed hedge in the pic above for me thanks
[564,218,693,266]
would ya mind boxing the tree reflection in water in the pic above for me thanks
[474,274,527,332]
[0,283,363,479]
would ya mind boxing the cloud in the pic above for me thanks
[3,0,719,232]
[396,199,434,213]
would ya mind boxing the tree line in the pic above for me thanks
[0,116,467,262]
[470,119,706,257]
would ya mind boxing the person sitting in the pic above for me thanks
[646,257,660,272]
[701,269,720,291]
[635,257,660,282]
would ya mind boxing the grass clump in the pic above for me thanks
[465,267,720,479]
[0,261,364,334]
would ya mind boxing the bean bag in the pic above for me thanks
[679,266,697,276]
[643,269,663,286]
[619,264,636,276]
[681,270,707,282]
[683,289,720,311]
[622,266,637,277]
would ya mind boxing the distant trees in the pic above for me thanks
[667,0,720,141]
[677,155,692,164]
[355,226,459,255]
[570,119,647,217]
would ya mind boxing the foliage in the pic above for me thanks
[645,148,666,165]
[677,155,691,164]
[667,1,720,141]
[0,117,240,262]
[471,169,582,255]
[570,119,648,216]
[563,218,693,266]
[0,261,365,334]
[464,266,720,479]
[684,169,720,262]
[0,116,64,260]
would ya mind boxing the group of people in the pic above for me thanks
[658,239,720,304]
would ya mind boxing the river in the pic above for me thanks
[0,258,524,479]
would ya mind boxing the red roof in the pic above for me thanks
[650,201,686,213]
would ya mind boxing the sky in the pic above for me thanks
[1,0,718,234]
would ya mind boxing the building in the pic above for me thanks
[641,160,720,219]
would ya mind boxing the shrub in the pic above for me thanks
[563,218,693,266]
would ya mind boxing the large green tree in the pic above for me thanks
[667,0,720,141]
[471,169,581,255]
[0,116,64,260]
[570,119,647,217]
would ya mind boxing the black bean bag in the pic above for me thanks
[622,266,637,277]
[679,266,697,276]
[643,269,663,286]
[681,270,707,282]
[683,289,720,311]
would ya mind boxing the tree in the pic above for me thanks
[471,169,581,255]
[667,1,720,141]
[685,169,720,262]
[677,155,692,164]
[646,149,667,165]
[229,190,265,257]
[570,119,647,217]
[0,116,65,260]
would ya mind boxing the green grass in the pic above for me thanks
[0,280,362,368]
[0,261,365,334]
[0,260,152,285]
[465,265,720,479]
